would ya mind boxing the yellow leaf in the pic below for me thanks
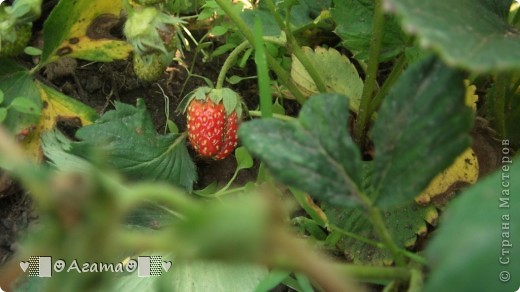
[290,47,364,111]
[21,83,98,161]
[42,0,132,64]
[464,80,478,112]
[415,148,479,205]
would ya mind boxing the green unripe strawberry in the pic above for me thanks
[124,6,181,56]
[0,23,31,57]
[133,53,167,82]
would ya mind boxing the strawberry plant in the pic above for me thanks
[0,0,519,291]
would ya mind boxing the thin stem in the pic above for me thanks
[216,41,251,89]
[330,224,385,248]
[179,32,210,97]
[254,18,274,118]
[407,269,424,292]
[29,62,43,75]
[215,168,240,195]
[368,208,406,267]
[214,0,306,104]
[215,186,246,196]
[265,0,327,93]
[248,110,296,122]
[353,0,385,148]
[368,54,406,117]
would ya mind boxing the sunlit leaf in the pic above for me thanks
[291,47,363,111]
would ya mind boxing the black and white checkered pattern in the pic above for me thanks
[150,256,162,276]
[28,256,39,277]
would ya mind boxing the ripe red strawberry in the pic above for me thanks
[183,87,243,160]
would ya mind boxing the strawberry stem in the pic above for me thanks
[216,41,250,89]
[214,0,306,104]
[248,110,296,122]
[353,0,385,148]
[265,0,327,93]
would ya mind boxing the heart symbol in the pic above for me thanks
[20,261,29,272]
[162,261,172,272]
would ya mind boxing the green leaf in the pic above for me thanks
[291,47,364,111]
[211,43,237,57]
[235,146,253,171]
[272,99,285,115]
[173,195,270,259]
[28,82,98,160]
[124,202,178,229]
[293,216,328,240]
[193,181,219,196]
[388,0,520,71]
[0,59,41,133]
[210,25,229,36]
[73,99,197,192]
[41,0,132,64]
[289,0,333,29]
[170,261,267,291]
[23,46,42,56]
[240,0,332,35]
[0,108,7,123]
[255,269,291,292]
[371,57,474,208]
[221,88,238,115]
[239,94,364,207]
[166,119,179,134]
[295,273,314,292]
[41,130,93,173]
[227,75,244,85]
[331,0,407,61]
[290,187,328,227]
[424,160,520,292]
[505,91,520,145]
[167,261,267,291]
[0,89,4,104]
[9,96,41,115]
[241,9,281,36]
[325,200,438,265]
